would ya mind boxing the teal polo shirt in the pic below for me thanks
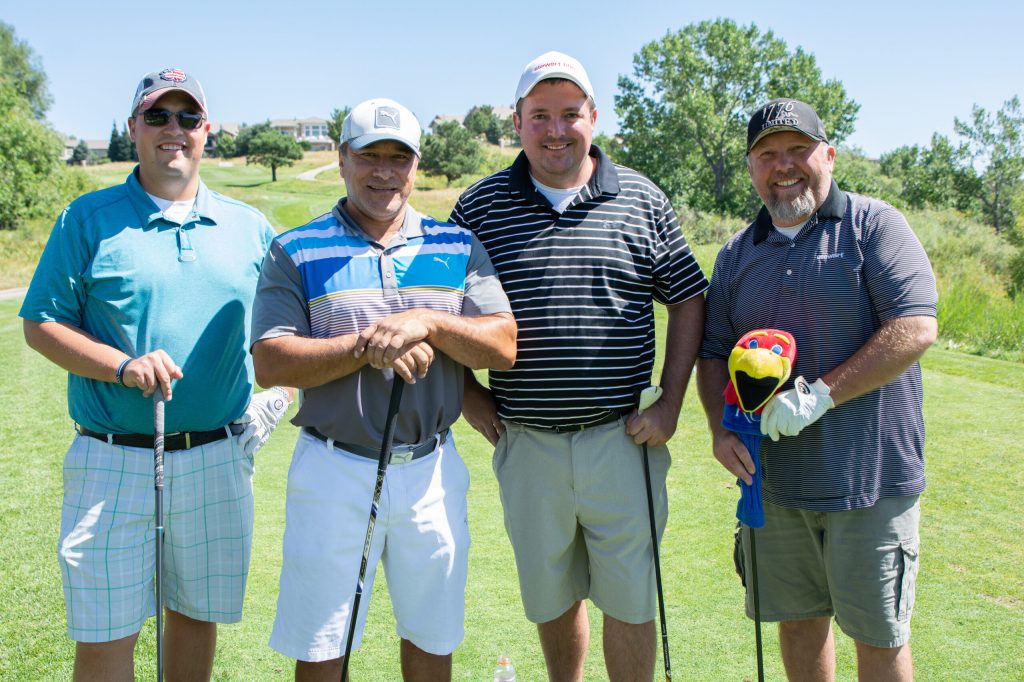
[20,169,275,434]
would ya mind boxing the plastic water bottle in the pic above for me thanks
[493,654,515,681]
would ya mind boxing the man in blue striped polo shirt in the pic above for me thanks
[451,52,707,681]
[250,98,515,681]
[697,99,937,681]
[21,68,290,680]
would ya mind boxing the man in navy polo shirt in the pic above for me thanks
[21,68,288,681]
[697,99,937,681]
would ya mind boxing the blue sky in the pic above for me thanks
[6,0,1022,158]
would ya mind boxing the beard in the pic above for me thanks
[766,185,817,225]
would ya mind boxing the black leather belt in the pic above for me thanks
[77,424,243,451]
[305,427,449,464]
[527,408,632,433]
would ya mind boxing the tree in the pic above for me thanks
[246,130,304,181]
[615,19,859,216]
[69,139,90,165]
[879,134,978,212]
[593,133,624,163]
[485,115,516,146]
[327,107,351,146]
[464,105,495,137]
[0,83,62,228]
[213,132,236,158]
[0,22,50,119]
[233,121,273,157]
[955,96,1024,233]
[420,121,484,186]
[107,121,134,162]
[832,147,901,207]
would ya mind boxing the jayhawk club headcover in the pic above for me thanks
[723,329,796,528]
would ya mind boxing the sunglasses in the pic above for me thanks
[141,108,205,130]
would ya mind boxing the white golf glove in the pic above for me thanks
[234,387,290,457]
[760,376,833,442]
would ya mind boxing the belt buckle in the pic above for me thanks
[389,449,414,465]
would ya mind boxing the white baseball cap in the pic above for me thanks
[341,98,422,156]
[514,51,595,105]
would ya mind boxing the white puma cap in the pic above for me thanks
[341,98,422,156]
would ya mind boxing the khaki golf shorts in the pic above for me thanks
[494,418,670,624]
[737,495,921,648]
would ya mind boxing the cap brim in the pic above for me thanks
[348,133,420,157]
[747,126,826,153]
[516,73,593,104]
[136,87,206,114]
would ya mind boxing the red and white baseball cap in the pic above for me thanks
[514,51,595,105]
[130,68,207,116]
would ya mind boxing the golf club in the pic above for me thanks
[153,391,166,682]
[638,385,672,682]
[340,377,405,682]
[748,524,764,682]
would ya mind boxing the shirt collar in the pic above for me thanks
[508,144,620,204]
[125,166,217,227]
[332,198,423,247]
[752,179,846,244]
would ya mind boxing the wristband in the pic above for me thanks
[115,358,131,386]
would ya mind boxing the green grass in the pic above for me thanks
[1,298,1021,680]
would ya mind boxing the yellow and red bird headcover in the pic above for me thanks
[725,329,797,413]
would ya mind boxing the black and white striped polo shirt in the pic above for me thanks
[450,146,708,428]
[700,181,938,512]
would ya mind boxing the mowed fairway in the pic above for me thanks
[1,292,1022,679]
[2,156,1022,679]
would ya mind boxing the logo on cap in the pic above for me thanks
[761,100,800,131]
[375,106,400,130]
[159,68,187,83]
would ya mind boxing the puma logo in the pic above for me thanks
[375,106,401,129]
[433,256,451,269]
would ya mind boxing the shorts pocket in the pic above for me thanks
[896,537,920,622]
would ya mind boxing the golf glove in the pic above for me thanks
[234,387,290,457]
[760,376,833,442]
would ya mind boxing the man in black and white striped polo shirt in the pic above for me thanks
[697,99,937,681]
[451,51,707,681]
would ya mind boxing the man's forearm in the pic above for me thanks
[657,295,705,415]
[253,334,367,389]
[822,315,937,406]
[24,320,129,382]
[696,357,730,435]
[428,312,516,370]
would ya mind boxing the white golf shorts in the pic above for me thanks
[269,429,470,661]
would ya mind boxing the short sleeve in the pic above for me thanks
[462,233,511,317]
[251,239,311,345]
[861,206,937,322]
[19,208,89,326]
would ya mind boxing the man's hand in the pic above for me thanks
[712,429,756,485]
[353,310,434,368]
[760,376,834,442]
[626,399,677,448]
[121,350,183,400]
[388,341,435,384]
[234,387,291,457]
[463,373,503,446]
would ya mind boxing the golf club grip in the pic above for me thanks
[643,446,672,680]
[340,378,405,682]
[153,394,165,490]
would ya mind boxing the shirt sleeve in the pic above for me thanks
[19,207,89,326]
[462,233,511,316]
[251,239,311,346]
[651,192,709,306]
[861,204,938,322]
[699,241,740,360]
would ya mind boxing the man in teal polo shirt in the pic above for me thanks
[20,68,289,681]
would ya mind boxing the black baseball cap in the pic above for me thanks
[747,98,828,153]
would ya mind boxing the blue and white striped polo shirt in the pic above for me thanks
[700,181,938,512]
[252,200,510,446]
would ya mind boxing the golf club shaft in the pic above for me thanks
[749,525,764,682]
[642,444,672,681]
[340,378,405,682]
[153,392,165,682]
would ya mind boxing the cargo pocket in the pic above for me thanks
[733,522,747,588]
[895,537,919,622]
